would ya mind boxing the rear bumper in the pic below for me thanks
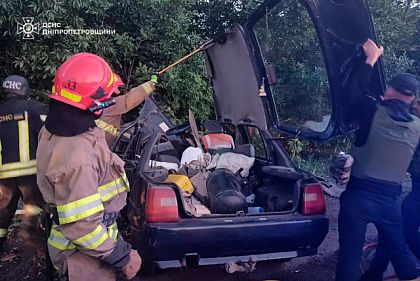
[141,214,328,268]
[156,249,314,269]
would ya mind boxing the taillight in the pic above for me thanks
[145,186,179,222]
[302,183,326,215]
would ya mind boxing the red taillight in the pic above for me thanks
[302,183,326,215]
[145,187,179,223]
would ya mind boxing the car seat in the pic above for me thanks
[152,141,181,167]
[201,120,235,154]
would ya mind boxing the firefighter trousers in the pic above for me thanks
[0,175,45,247]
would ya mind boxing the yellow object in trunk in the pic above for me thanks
[166,174,194,194]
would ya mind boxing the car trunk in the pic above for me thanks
[115,58,315,219]
[138,129,308,218]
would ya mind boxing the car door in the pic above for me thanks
[242,0,386,142]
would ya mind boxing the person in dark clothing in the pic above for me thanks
[335,39,420,281]
[405,140,420,260]
[404,101,420,261]
[0,75,46,251]
[360,103,420,281]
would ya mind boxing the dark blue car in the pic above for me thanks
[113,0,385,274]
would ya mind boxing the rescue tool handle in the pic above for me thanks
[157,48,202,75]
[88,98,116,112]
[157,40,215,75]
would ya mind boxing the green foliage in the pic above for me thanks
[193,0,261,39]
[288,137,305,163]
[0,0,213,121]
[370,0,419,76]
[0,0,418,126]
[286,135,354,179]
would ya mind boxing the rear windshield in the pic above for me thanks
[253,0,332,133]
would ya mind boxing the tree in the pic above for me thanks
[0,0,213,122]
[193,0,261,39]
[369,0,419,77]
[0,0,418,126]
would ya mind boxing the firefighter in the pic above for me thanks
[36,53,141,280]
[335,39,420,281]
[95,74,157,146]
[0,75,46,251]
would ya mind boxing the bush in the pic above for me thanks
[0,0,417,124]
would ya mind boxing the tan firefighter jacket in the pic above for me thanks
[36,126,132,278]
[96,81,155,146]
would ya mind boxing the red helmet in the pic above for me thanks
[50,53,124,110]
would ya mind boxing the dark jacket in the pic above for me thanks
[345,63,420,184]
[409,146,420,178]
[0,96,46,179]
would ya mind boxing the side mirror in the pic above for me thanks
[265,63,277,86]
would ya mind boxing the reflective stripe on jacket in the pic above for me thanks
[48,222,119,251]
[0,97,46,179]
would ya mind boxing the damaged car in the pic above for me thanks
[112,0,386,274]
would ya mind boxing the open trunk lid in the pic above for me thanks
[204,0,386,142]
[204,26,267,130]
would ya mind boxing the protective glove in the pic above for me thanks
[150,74,158,84]
[140,79,156,96]
[122,249,142,280]
[330,152,354,185]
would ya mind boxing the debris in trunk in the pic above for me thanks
[182,193,211,217]
[246,194,256,204]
